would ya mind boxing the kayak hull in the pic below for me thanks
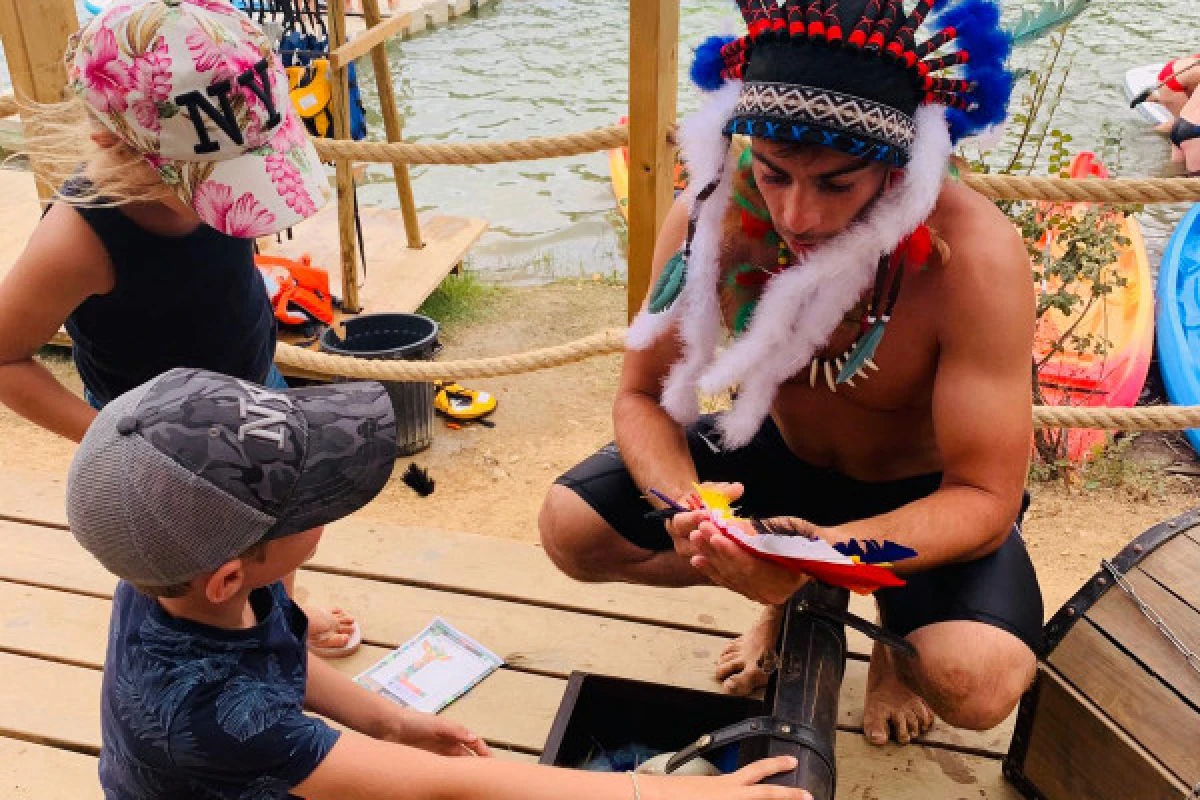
[1033,153,1155,462]
[1155,203,1200,455]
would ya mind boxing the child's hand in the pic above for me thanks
[379,709,491,757]
[642,755,812,800]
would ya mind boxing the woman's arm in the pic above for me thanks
[295,732,808,800]
[0,203,114,442]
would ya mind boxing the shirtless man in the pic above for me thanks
[539,0,1043,747]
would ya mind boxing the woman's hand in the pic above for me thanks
[641,755,812,800]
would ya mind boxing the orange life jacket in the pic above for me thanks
[255,254,336,327]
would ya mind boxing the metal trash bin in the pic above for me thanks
[319,313,439,456]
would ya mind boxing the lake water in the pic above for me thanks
[2,0,1196,279]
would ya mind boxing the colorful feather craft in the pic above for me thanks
[683,484,918,594]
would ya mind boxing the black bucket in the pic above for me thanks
[319,313,440,456]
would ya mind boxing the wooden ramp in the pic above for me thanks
[0,469,1020,799]
[344,0,498,36]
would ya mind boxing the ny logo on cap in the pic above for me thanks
[174,59,282,155]
[236,382,294,449]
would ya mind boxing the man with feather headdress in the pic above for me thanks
[540,0,1043,745]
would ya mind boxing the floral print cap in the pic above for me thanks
[67,0,332,237]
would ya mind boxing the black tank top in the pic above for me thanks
[62,188,276,407]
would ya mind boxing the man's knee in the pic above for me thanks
[538,485,609,582]
[909,630,1036,731]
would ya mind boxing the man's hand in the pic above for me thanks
[378,708,491,757]
[664,481,743,560]
[687,518,817,605]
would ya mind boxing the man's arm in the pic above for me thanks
[831,200,1035,571]
[613,196,700,502]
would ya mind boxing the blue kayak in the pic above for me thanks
[1156,203,1200,455]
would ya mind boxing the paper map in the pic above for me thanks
[355,618,503,713]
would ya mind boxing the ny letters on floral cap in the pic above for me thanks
[66,0,332,237]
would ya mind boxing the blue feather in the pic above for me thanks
[835,539,918,564]
[933,0,1013,140]
[691,35,738,92]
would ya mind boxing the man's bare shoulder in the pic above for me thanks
[926,180,1035,343]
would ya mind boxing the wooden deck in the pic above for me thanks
[0,468,1020,799]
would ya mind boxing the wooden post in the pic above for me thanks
[626,0,679,320]
[0,0,79,200]
[362,0,424,249]
[327,0,363,314]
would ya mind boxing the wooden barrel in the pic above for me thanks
[1004,508,1200,799]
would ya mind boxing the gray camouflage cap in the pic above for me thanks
[67,367,397,586]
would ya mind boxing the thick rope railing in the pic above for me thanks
[312,125,629,165]
[309,123,1200,203]
[276,333,1200,431]
[275,329,627,379]
[962,174,1200,204]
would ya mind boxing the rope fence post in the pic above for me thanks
[361,0,424,250]
[0,0,78,201]
[627,0,680,322]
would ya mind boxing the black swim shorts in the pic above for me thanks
[556,414,1044,653]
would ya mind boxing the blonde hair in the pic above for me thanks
[10,93,178,207]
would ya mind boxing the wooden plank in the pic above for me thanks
[421,0,450,26]
[447,0,472,17]
[1139,526,1200,613]
[0,576,1009,755]
[0,648,1018,800]
[0,520,738,693]
[0,487,781,640]
[259,207,486,324]
[1049,619,1200,786]
[0,735,102,800]
[1085,567,1200,708]
[328,10,413,71]
[362,0,424,248]
[625,0,679,319]
[1021,666,1190,800]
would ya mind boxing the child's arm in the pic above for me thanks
[0,204,113,441]
[294,732,808,800]
[304,652,488,756]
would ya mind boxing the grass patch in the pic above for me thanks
[1027,433,1161,498]
[416,270,499,333]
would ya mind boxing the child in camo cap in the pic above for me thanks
[68,367,806,800]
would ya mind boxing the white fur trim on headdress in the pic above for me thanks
[626,81,742,356]
[704,104,952,446]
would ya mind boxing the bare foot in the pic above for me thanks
[862,640,935,745]
[304,605,361,657]
[715,605,783,695]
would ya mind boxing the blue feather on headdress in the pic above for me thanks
[834,539,918,564]
[935,0,1014,141]
[692,34,739,92]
